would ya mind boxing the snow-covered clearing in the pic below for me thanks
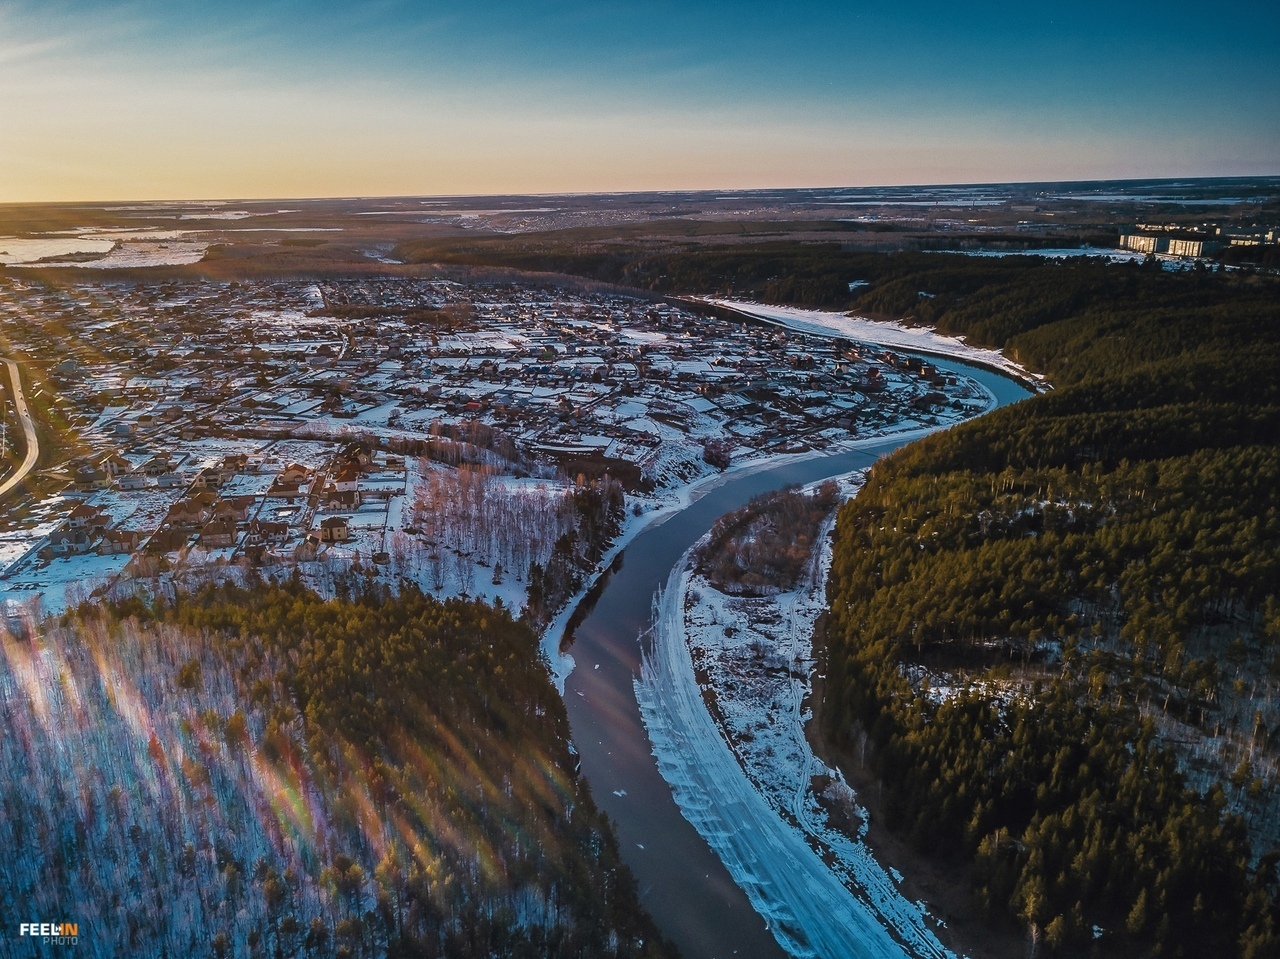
[636,487,955,958]
[0,236,114,264]
[10,239,209,268]
[703,298,1037,383]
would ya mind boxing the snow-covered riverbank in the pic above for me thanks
[702,298,1039,385]
[540,414,983,694]
[635,490,955,958]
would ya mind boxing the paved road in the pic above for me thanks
[0,358,40,500]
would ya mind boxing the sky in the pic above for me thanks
[0,0,1277,202]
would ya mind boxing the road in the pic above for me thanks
[0,357,39,500]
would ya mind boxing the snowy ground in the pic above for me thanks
[2,235,208,268]
[54,240,209,268]
[703,298,1038,383]
[635,479,955,959]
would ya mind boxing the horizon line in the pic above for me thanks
[4,173,1280,209]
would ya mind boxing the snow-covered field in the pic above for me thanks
[704,298,1037,382]
[0,236,115,264]
[24,240,209,269]
[635,492,954,958]
[0,233,208,267]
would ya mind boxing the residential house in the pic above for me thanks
[46,526,92,557]
[68,503,108,533]
[317,516,350,543]
[247,519,288,545]
[277,463,311,485]
[100,452,133,477]
[339,443,372,470]
[167,498,212,527]
[140,454,174,477]
[99,529,141,555]
[269,464,314,501]
[74,463,108,488]
[221,453,250,474]
[211,495,254,524]
[191,466,222,490]
[331,465,361,493]
[323,464,363,509]
[199,518,237,549]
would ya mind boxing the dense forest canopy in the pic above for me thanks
[816,260,1280,956]
[1,584,670,958]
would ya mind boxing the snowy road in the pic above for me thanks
[0,358,39,501]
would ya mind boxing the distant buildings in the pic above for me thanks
[1216,225,1280,246]
[1120,233,1170,254]
[1122,222,1277,258]
[1167,237,1220,258]
[1120,233,1222,258]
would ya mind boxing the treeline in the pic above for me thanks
[415,420,527,470]
[319,303,476,332]
[1,584,671,958]
[394,237,870,307]
[696,483,840,596]
[822,259,1280,956]
[392,234,1260,319]
[525,480,626,628]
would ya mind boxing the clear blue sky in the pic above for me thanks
[1,0,1276,200]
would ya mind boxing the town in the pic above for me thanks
[0,276,988,615]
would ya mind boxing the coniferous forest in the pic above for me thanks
[818,260,1280,956]
[1,584,670,959]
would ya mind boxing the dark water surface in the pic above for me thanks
[562,357,1031,959]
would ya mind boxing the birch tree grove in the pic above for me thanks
[412,463,577,585]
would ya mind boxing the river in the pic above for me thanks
[561,352,1031,959]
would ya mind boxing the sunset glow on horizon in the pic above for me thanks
[1,0,1278,202]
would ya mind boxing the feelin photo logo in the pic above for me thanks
[18,922,79,946]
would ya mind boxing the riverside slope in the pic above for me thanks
[638,548,951,959]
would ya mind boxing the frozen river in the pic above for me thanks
[560,341,1030,958]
